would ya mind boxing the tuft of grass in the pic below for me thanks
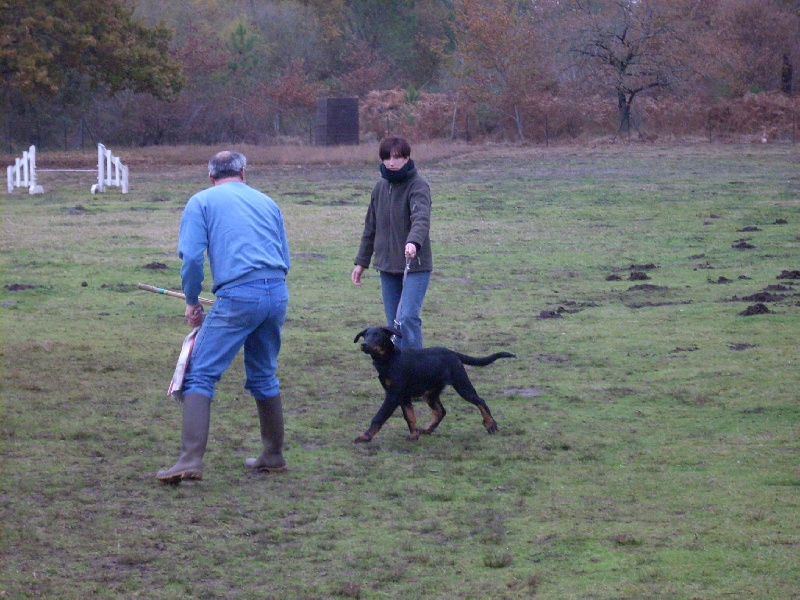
[483,550,514,568]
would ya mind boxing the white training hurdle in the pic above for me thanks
[6,144,129,194]
[91,143,128,194]
[7,145,44,194]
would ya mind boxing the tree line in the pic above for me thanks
[2,0,798,150]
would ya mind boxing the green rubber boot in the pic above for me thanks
[245,394,287,473]
[156,393,211,483]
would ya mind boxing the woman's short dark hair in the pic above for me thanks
[378,136,411,160]
[209,151,247,180]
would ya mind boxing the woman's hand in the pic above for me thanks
[351,264,365,286]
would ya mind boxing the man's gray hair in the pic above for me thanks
[209,151,247,180]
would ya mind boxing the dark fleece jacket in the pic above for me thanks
[355,165,433,274]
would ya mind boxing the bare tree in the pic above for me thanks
[564,0,697,137]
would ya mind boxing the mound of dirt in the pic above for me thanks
[734,292,786,302]
[777,270,800,279]
[739,303,772,316]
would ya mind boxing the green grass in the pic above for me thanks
[1,143,798,599]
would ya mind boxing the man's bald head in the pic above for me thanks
[209,151,247,181]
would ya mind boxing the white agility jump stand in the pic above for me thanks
[7,145,44,194]
[7,144,129,194]
[91,143,129,194]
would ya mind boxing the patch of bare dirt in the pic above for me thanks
[4,284,37,291]
[670,345,700,353]
[628,284,668,292]
[503,387,546,397]
[728,343,756,350]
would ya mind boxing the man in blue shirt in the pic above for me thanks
[157,150,291,483]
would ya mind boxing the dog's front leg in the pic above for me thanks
[354,424,382,443]
[354,395,400,443]
[401,403,420,441]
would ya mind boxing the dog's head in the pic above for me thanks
[354,326,401,360]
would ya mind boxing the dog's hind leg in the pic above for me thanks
[420,391,446,435]
[451,368,498,434]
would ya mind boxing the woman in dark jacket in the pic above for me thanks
[352,136,432,349]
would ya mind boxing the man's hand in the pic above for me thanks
[404,243,417,260]
[185,303,204,327]
[351,265,365,286]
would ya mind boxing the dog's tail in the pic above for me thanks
[455,351,515,367]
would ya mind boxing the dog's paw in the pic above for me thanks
[485,422,499,434]
[406,430,420,441]
[353,434,372,443]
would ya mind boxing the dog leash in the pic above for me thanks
[392,257,412,344]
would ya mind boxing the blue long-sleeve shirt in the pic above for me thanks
[178,181,290,304]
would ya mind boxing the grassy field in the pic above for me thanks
[1,142,798,599]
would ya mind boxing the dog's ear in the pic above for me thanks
[354,328,368,343]
[382,325,402,338]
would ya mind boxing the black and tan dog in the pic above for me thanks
[353,326,515,443]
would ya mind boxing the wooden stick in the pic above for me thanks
[137,283,214,305]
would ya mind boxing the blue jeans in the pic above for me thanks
[379,270,431,350]
[184,279,288,399]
